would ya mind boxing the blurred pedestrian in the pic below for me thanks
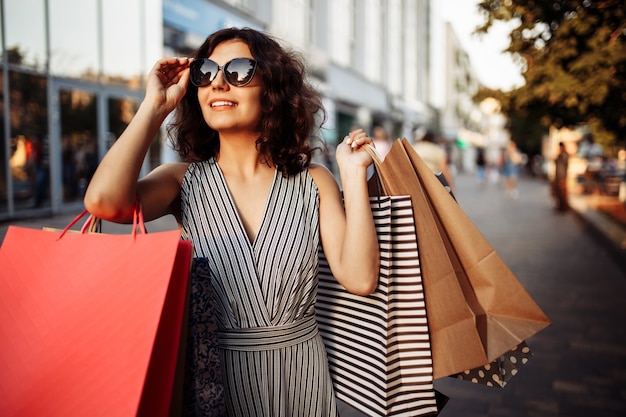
[412,129,455,193]
[475,146,487,186]
[501,140,522,198]
[552,141,569,212]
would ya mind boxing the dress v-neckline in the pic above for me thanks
[213,162,278,247]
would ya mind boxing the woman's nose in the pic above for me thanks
[211,69,229,90]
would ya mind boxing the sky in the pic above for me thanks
[431,0,525,107]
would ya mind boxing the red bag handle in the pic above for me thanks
[132,199,147,235]
[58,200,146,239]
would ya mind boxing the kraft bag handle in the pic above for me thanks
[364,143,389,197]
[364,143,382,165]
[366,139,456,201]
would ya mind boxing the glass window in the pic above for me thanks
[59,88,97,203]
[8,71,49,210]
[102,0,143,88]
[4,0,47,70]
[49,0,99,80]
[107,96,160,173]
[107,96,137,145]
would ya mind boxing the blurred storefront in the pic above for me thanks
[1,0,162,220]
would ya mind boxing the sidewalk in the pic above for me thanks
[569,192,626,271]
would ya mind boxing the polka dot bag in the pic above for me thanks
[453,342,533,388]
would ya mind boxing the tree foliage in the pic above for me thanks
[475,86,549,155]
[476,0,626,148]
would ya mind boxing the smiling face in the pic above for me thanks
[197,39,263,137]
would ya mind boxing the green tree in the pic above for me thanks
[476,0,626,149]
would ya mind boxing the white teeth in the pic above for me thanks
[211,101,236,107]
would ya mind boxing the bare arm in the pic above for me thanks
[84,58,192,222]
[311,129,379,296]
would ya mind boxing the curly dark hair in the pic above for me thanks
[169,27,326,176]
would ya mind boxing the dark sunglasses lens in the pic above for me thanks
[191,59,218,87]
[225,58,256,86]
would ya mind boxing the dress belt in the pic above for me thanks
[217,315,319,352]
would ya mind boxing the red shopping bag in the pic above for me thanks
[0,207,192,417]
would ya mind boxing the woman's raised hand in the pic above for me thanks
[145,57,192,115]
[335,128,375,171]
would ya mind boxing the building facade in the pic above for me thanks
[440,22,490,172]
[441,22,481,141]
[1,0,435,220]
[0,0,162,219]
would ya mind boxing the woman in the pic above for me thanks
[84,27,379,416]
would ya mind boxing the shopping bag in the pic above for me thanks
[370,139,551,379]
[0,206,192,417]
[316,194,439,417]
[453,342,533,388]
[182,258,227,416]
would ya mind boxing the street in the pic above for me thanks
[433,172,626,417]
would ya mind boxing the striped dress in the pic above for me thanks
[181,159,338,417]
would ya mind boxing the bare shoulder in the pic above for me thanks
[144,162,190,186]
[308,162,340,196]
[138,161,190,202]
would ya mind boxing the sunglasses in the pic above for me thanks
[189,57,258,87]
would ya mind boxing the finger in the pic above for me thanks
[344,135,361,149]
[343,132,361,148]
[350,135,372,148]
[157,58,191,79]
[178,66,191,88]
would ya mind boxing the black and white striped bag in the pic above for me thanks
[316,195,439,417]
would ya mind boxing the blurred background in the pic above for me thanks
[0,0,624,220]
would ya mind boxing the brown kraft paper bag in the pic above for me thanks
[369,139,551,379]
